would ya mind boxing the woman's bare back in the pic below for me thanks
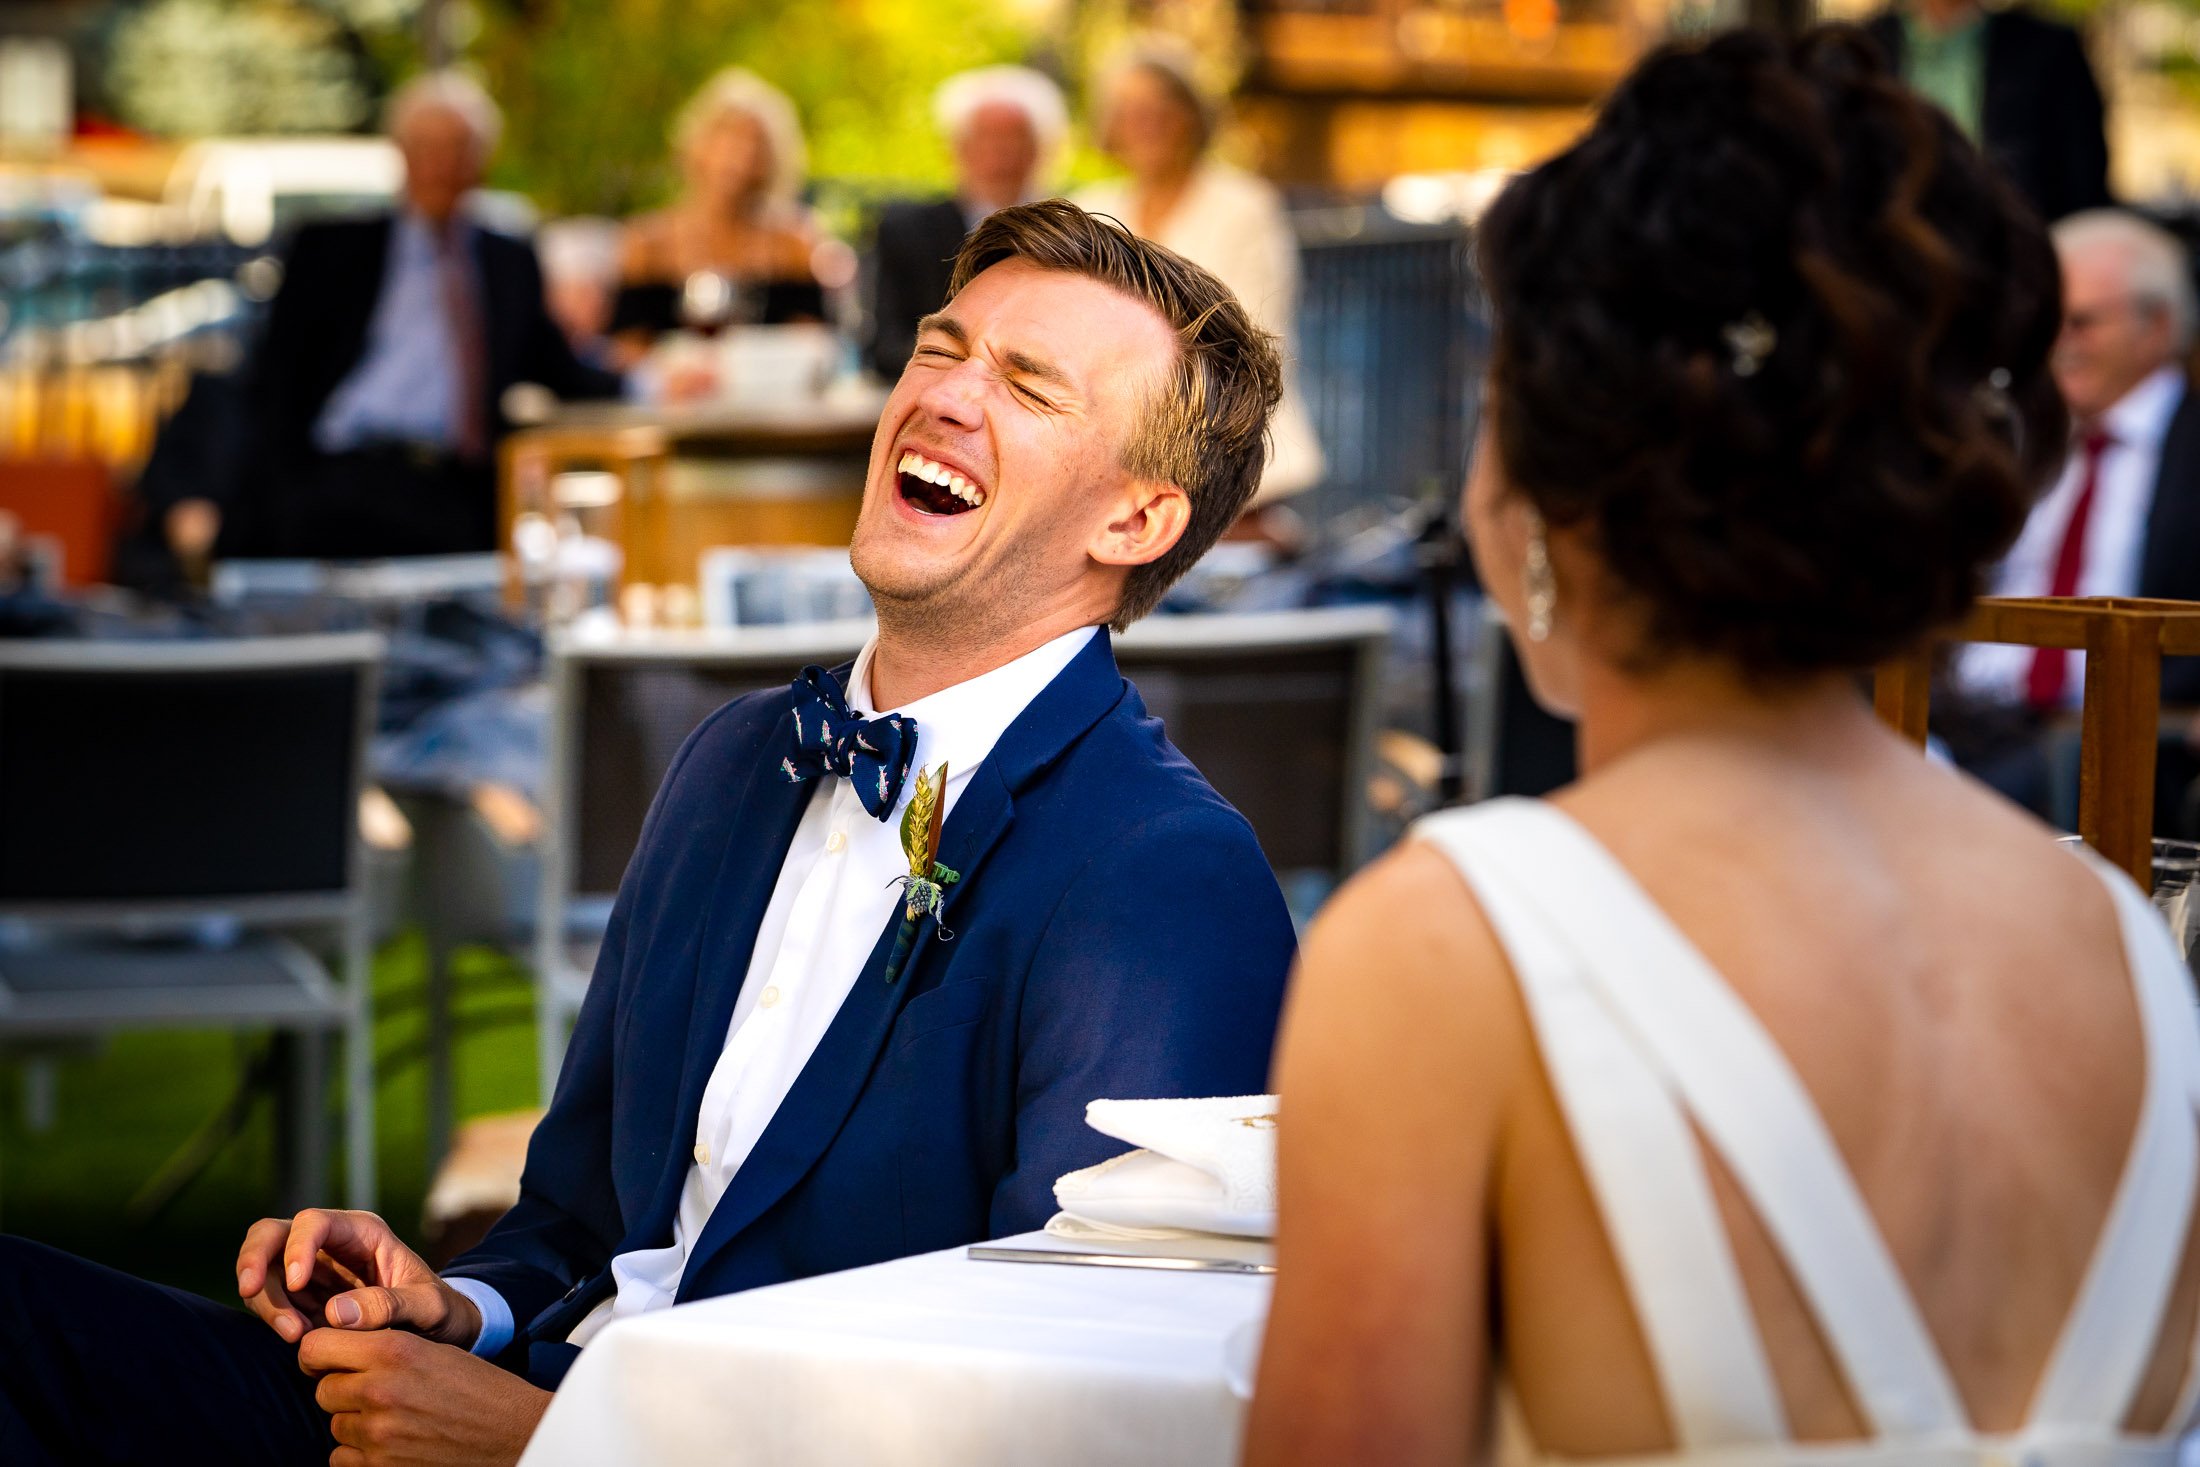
[1488,727,2200,1453]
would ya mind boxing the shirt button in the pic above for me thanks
[825,830,847,854]
[760,985,781,1009]
[693,1141,710,1166]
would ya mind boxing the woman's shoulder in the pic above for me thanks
[1069,177,1131,216]
[755,214,820,278]
[1296,833,1532,1049]
[618,209,680,279]
[1192,161,1285,215]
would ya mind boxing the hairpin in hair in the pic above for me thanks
[1723,312,1777,378]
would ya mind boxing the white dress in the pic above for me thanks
[1414,798,2200,1467]
[1072,163,1325,505]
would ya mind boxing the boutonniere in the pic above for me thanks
[884,761,958,985]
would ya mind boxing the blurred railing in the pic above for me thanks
[1293,206,1483,527]
[1,227,259,463]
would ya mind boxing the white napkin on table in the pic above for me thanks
[1049,1094,1279,1241]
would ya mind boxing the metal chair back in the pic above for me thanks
[1117,607,1393,880]
[534,621,870,1092]
[0,633,384,1207]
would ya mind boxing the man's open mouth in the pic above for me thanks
[897,449,987,517]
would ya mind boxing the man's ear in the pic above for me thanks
[1090,478,1191,569]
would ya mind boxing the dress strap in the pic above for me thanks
[2027,856,2200,1430]
[1415,801,1788,1450]
[1441,801,1972,1438]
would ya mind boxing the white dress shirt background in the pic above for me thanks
[1957,365,2188,706]
[453,625,1099,1354]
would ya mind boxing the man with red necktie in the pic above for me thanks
[202,73,622,561]
[1952,209,2200,827]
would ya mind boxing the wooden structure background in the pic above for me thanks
[1874,597,2200,889]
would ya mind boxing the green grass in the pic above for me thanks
[0,932,542,1302]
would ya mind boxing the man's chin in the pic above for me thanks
[848,552,961,623]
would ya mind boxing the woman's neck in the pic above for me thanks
[1571,657,1884,779]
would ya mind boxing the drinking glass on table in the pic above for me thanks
[679,270,741,336]
[2156,839,2200,974]
[2058,835,2200,975]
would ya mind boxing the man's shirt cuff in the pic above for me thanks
[444,1277,516,1357]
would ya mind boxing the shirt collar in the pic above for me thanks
[1903,9,1984,50]
[2099,365,2187,452]
[847,625,1100,788]
[395,208,471,255]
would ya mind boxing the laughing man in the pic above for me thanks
[0,199,1296,1466]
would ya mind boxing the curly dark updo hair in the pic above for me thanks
[1478,24,2067,680]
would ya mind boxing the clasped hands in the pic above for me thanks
[236,1208,551,1467]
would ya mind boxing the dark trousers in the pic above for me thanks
[0,1235,334,1466]
[240,445,497,561]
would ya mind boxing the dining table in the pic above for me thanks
[517,1229,1273,1467]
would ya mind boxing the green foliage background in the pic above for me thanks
[472,0,1049,222]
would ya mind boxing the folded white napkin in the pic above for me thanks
[1049,1094,1279,1240]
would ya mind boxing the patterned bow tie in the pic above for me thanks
[779,666,919,821]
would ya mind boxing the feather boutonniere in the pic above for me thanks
[883,761,958,985]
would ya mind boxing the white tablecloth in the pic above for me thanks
[517,1231,1272,1467]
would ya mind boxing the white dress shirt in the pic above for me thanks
[451,625,1098,1355]
[314,211,474,453]
[1957,365,2187,706]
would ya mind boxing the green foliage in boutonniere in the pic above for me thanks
[884,761,958,985]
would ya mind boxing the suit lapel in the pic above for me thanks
[2141,385,2199,599]
[675,633,1129,1293]
[469,228,515,409]
[641,707,811,1239]
[326,219,392,418]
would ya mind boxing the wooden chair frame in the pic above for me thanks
[1874,596,2200,888]
[497,424,671,609]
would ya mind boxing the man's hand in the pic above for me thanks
[302,1328,551,1467]
[236,1209,483,1348]
[164,498,221,563]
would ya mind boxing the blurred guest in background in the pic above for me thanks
[217,72,622,561]
[536,216,626,367]
[1249,29,2200,1465]
[610,68,826,359]
[1951,209,2200,827]
[119,354,251,592]
[1866,0,2110,222]
[1074,43,1324,513]
[865,65,1067,381]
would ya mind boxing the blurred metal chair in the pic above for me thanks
[1116,607,1394,887]
[535,621,872,1097]
[0,633,384,1210]
[532,609,1393,1089]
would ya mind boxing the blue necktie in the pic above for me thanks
[779,666,919,820]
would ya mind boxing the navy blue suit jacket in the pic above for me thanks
[444,632,1297,1387]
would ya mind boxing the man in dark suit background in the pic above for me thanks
[202,72,621,562]
[0,201,1297,1466]
[865,65,1067,381]
[1867,0,2111,223]
[1948,209,2200,830]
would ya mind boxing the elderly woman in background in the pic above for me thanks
[610,67,827,361]
[1073,42,1323,510]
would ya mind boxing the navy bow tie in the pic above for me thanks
[779,666,919,820]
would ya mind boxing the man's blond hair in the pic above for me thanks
[949,200,1282,627]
